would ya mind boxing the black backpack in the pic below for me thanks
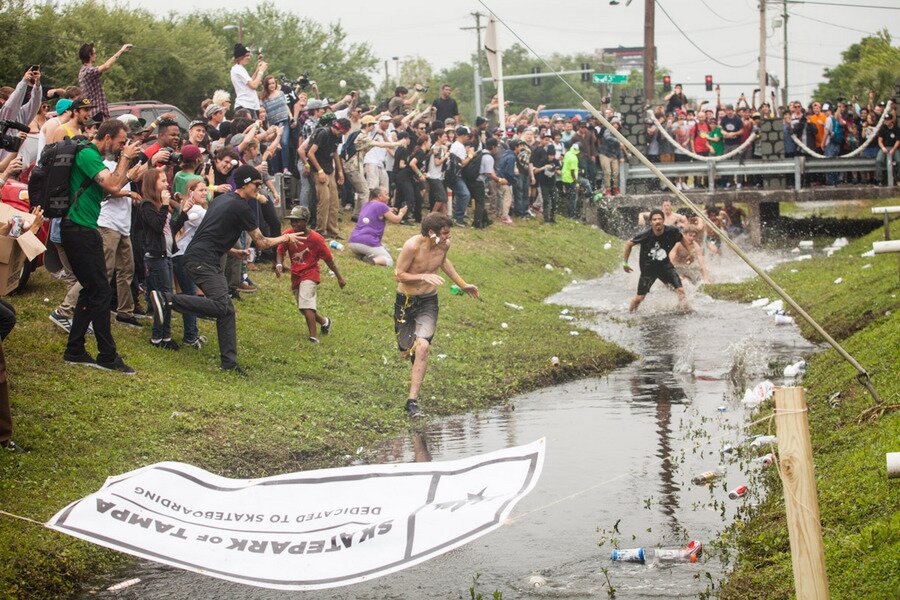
[461,149,484,183]
[339,130,363,161]
[29,138,91,218]
[444,152,462,187]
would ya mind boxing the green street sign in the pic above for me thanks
[592,73,628,84]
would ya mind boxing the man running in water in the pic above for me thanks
[638,199,688,229]
[669,228,710,284]
[623,208,691,312]
[394,213,480,418]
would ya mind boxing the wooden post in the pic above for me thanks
[748,201,762,247]
[774,387,830,600]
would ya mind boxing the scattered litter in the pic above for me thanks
[783,359,807,378]
[563,267,572,274]
[825,249,835,257]
[501,322,508,329]
[356,447,364,455]
[764,299,784,314]
[43,297,49,302]
[436,354,448,359]
[742,380,775,405]
[571,280,578,284]
[752,453,776,467]
[107,578,141,592]
[861,263,872,269]
[749,435,778,448]
[790,247,800,254]
[560,309,570,315]
[833,277,843,284]
[504,302,524,310]
[717,405,726,413]
[603,241,612,250]
[655,540,703,563]
[750,297,770,308]
[721,444,735,454]
[774,314,795,326]
[559,315,575,321]
[551,356,560,366]
[611,548,645,563]
[691,466,725,485]
[861,249,875,258]
[798,240,814,249]
[171,411,185,418]
[382,355,388,365]
[528,575,547,588]
[832,237,849,248]
[544,263,554,271]
[591,224,599,229]
[790,269,799,273]
[828,391,841,408]
[728,485,748,499]
[569,331,580,336]
[796,254,812,261]
[491,340,504,346]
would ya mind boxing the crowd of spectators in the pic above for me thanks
[0,41,897,447]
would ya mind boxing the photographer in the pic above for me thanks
[388,86,420,118]
[140,117,181,168]
[231,44,267,118]
[0,67,43,153]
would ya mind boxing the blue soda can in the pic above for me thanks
[611,547,645,563]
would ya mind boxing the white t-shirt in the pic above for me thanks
[426,145,445,179]
[97,159,132,236]
[364,128,392,167]
[231,64,260,111]
[480,153,495,180]
[449,140,467,161]
[174,205,207,256]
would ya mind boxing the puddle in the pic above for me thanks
[87,248,815,599]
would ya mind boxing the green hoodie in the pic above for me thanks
[561,146,580,184]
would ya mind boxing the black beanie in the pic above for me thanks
[233,43,250,59]
[233,165,261,187]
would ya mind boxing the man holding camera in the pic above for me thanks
[62,119,145,374]
[0,66,43,160]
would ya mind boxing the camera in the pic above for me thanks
[414,84,428,93]
[296,72,311,90]
[158,146,182,166]
[0,120,28,152]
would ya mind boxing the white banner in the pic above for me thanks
[47,439,545,590]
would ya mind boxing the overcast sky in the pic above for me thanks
[143,0,897,106]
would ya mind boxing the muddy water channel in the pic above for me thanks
[92,250,816,600]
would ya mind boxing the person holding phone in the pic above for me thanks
[78,42,132,120]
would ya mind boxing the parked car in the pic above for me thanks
[108,101,192,133]
[0,177,50,293]
[537,108,592,122]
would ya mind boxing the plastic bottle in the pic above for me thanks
[551,356,560,366]
[504,302,524,310]
[611,548,645,563]
[752,453,776,467]
[329,240,344,251]
[742,380,775,405]
[691,466,725,485]
[783,360,807,378]
[749,435,777,448]
[653,540,703,563]
[449,284,463,295]
[728,485,748,499]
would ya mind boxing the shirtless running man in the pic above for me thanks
[669,228,710,284]
[394,213,480,418]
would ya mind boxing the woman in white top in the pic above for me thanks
[230,44,267,117]
[172,178,209,349]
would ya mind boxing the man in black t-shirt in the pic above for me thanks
[432,84,460,124]
[875,112,899,185]
[150,165,302,375]
[308,117,350,238]
[623,208,691,312]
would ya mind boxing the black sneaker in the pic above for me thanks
[151,339,180,351]
[406,399,424,419]
[64,352,97,368]
[222,364,248,377]
[309,336,320,344]
[454,220,467,228]
[95,355,137,375]
[49,310,72,333]
[230,290,242,301]
[1,440,23,452]
[149,290,167,323]
[320,317,332,336]
[183,336,206,350]
[116,314,142,328]
[133,305,152,320]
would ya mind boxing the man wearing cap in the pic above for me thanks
[275,206,346,343]
[187,119,208,149]
[151,165,303,374]
[62,119,144,374]
[38,98,74,157]
[363,114,395,199]
[49,97,94,144]
[297,99,328,209]
[78,42,131,120]
[346,115,402,219]
[308,117,349,238]
[231,44,267,118]
[449,126,476,226]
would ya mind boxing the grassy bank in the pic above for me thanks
[707,226,900,599]
[0,218,632,599]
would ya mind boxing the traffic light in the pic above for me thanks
[705,75,713,92]
[581,63,591,83]
[532,66,540,86]
[662,75,671,92]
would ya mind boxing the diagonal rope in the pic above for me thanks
[477,0,882,407]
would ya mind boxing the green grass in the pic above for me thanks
[779,196,900,220]
[0,218,632,599]
[707,227,900,599]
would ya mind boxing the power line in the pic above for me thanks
[787,12,883,36]
[787,0,900,9]
[768,53,836,68]
[697,0,746,23]
[655,0,757,68]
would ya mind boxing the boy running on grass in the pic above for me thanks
[276,206,346,343]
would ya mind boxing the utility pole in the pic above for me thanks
[759,0,767,103]
[384,60,389,93]
[462,12,485,119]
[782,0,789,107]
[643,0,655,104]
[392,56,400,86]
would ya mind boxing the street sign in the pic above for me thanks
[593,73,628,84]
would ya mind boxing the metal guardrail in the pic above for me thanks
[620,153,896,194]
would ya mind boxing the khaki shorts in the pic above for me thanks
[294,280,318,311]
